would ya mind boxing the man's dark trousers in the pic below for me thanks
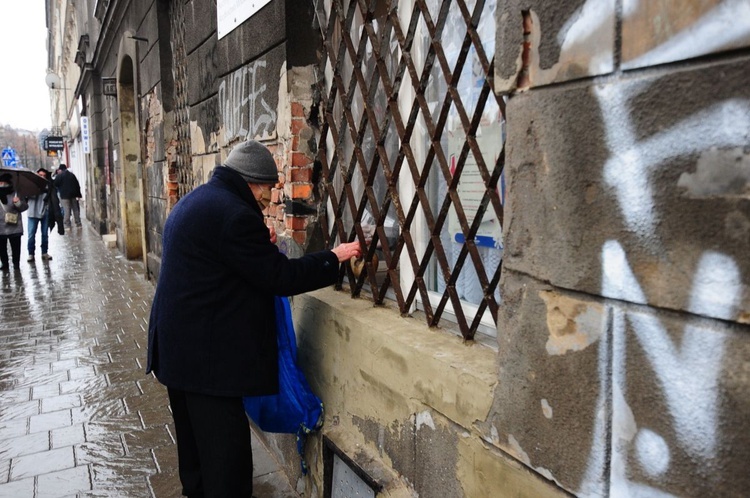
[167,388,253,497]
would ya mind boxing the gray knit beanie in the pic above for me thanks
[224,140,278,184]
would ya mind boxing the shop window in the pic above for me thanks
[316,0,505,340]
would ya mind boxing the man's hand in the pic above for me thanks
[268,225,277,245]
[331,241,362,262]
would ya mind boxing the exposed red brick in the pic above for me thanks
[291,167,313,183]
[285,215,308,231]
[291,184,313,199]
[271,189,283,204]
[291,118,306,136]
[291,102,306,118]
[523,10,533,33]
[292,152,311,167]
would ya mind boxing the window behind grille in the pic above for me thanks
[315,0,506,340]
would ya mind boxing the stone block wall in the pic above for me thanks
[494,1,750,496]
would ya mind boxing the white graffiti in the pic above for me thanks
[579,12,748,493]
[622,0,750,69]
[598,84,750,239]
[218,59,277,141]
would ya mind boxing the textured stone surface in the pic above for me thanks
[503,56,750,321]
[622,0,750,70]
[495,0,615,92]
[493,273,608,496]
[611,304,750,496]
[287,289,565,498]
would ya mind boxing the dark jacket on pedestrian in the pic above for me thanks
[45,174,65,235]
[53,168,82,200]
[146,166,339,397]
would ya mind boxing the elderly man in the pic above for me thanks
[147,140,360,497]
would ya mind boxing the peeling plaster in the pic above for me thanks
[277,64,291,143]
[416,411,436,431]
[508,434,555,482]
[527,2,614,86]
[540,291,603,355]
[677,146,750,198]
[541,399,553,419]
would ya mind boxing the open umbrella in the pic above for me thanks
[0,165,49,197]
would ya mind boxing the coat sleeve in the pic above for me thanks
[14,196,28,213]
[221,209,339,297]
[73,175,82,198]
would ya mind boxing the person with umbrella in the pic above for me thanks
[0,173,29,271]
[26,168,61,262]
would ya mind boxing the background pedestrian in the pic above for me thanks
[53,164,82,228]
[26,168,54,261]
[0,173,28,271]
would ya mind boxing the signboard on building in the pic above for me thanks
[44,136,65,151]
[81,116,91,154]
[217,0,272,39]
[102,77,117,96]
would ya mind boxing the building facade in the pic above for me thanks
[47,0,750,496]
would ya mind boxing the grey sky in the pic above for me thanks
[0,2,51,131]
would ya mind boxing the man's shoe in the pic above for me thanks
[41,254,53,261]
[27,255,34,262]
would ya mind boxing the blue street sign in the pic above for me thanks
[1,147,17,167]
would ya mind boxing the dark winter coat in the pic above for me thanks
[146,166,339,397]
[53,169,82,199]
[28,176,64,235]
[47,179,65,235]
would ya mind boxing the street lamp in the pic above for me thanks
[45,72,71,134]
[44,72,71,164]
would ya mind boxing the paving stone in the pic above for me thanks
[10,446,75,479]
[37,464,93,497]
[43,393,83,413]
[29,409,73,433]
[0,224,300,497]
[0,476,34,497]
[0,430,49,460]
[0,399,40,421]
[51,424,87,448]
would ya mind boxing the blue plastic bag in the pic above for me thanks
[243,296,323,474]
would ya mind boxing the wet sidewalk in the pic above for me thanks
[0,221,299,497]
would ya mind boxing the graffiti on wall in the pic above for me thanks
[502,0,749,496]
[584,19,748,496]
[218,58,278,142]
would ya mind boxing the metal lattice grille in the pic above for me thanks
[170,0,193,198]
[316,0,505,340]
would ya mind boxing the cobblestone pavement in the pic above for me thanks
[0,221,298,497]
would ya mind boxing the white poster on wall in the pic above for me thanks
[217,0,272,39]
